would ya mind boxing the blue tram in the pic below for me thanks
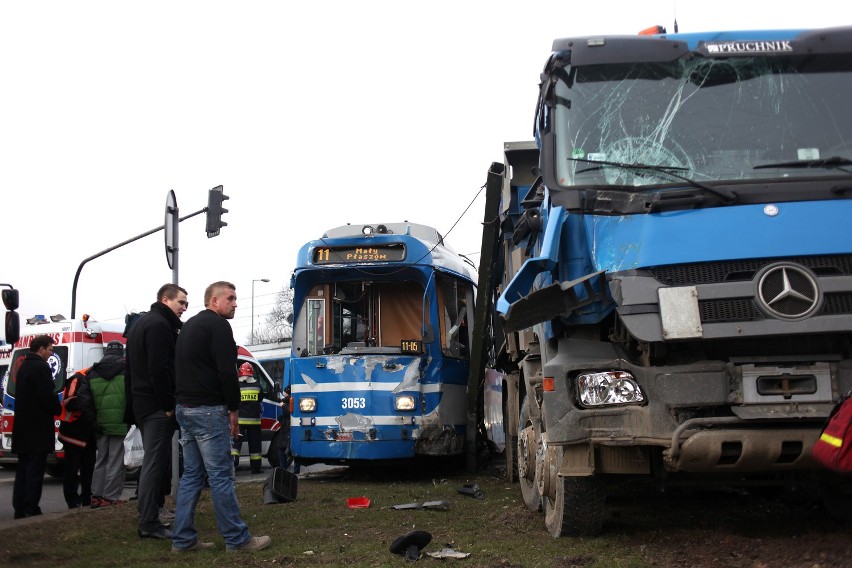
[288,222,476,465]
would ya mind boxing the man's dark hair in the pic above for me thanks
[29,334,55,352]
[157,283,188,302]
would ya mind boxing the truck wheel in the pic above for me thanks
[544,474,607,537]
[518,395,542,512]
[506,421,518,483]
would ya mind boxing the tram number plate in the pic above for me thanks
[342,397,366,409]
[336,432,353,441]
[401,339,422,354]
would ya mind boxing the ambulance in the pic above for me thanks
[0,314,126,476]
[0,315,287,474]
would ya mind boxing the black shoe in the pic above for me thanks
[14,511,42,520]
[138,528,173,540]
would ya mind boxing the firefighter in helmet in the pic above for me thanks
[232,362,263,474]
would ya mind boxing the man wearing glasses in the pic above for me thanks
[125,283,188,540]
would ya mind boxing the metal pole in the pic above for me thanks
[169,198,180,498]
[171,202,179,285]
[252,280,256,344]
[251,278,270,344]
[70,209,204,318]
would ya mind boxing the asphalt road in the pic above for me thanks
[0,460,309,528]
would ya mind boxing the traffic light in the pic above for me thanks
[1,286,20,345]
[206,185,229,238]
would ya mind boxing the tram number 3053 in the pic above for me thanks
[342,397,366,409]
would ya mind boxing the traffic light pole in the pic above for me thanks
[70,208,205,319]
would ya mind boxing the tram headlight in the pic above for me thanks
[394,395,416,411]
[576,371,644,407]
[299,397,317,413]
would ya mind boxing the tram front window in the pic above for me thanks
[294,280,426,355]
[333,281,427,354]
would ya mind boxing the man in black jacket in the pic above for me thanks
[125,283,187,540]
[12,335,62,519]
[171,281,270,553]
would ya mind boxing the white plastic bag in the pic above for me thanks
[124,425,144,468]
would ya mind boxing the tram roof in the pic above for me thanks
[322,222,443,245]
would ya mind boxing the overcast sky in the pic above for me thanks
[2,1,849,344]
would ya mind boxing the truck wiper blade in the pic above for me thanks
[570,157,737,203]
[754,156,852,173]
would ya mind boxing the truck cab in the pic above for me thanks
[495,26,852,536]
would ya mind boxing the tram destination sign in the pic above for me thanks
[313,243,406,264]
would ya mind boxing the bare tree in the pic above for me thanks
[251,287,294,344]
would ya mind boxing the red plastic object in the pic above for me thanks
[347,497,370,508]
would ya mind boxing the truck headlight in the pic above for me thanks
[394,395,416,411]
[299,397,317,412]
[577,371,644,407]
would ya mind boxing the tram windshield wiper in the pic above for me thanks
[570,157,738,203]
[754,156,852,173]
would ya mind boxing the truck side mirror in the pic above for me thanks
[5,312,19,345]
[1,289,18,311]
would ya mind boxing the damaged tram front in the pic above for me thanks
[288,223,476,465]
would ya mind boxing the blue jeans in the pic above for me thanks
[173,405,251,550]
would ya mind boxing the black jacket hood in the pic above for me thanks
[89,354,125,381]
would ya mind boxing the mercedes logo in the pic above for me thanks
[756,263,820,320]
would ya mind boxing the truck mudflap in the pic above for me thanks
[664,421,822,472]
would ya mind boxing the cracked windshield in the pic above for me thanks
[554,54,852,188]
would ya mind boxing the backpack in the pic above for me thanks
[58,368,95,447]
[59,368,91,424]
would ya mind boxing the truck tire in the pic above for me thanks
[518,395,542,512]
[506,425,518,483]
[504,373,519,483]
[544,474,607,537]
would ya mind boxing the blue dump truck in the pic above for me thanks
[491,26,852,536]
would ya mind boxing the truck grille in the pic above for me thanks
[651,255,852,285]
[699,292,852,323]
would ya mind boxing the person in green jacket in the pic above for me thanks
[89,341,130,507]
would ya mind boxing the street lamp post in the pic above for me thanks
[251,278,270,345]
